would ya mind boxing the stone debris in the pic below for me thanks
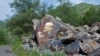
[49,40,64,51]
[82,25,90,32]
[64,40,80,55]
[22,14,100,56]
[89,26,99,33]
[22,43,30,51]
[79,39,100,54]
[88,47,100,56]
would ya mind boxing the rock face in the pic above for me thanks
[34,14,74,47]
[79,39,100,54]
[35,15,54,47]
[64,40,80,55]
[23,14,100,56]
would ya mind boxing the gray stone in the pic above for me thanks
[49,40,64,51]
[82,25,90,32]
[88,47,100,56]
[64,40,80,55]
[79,39,100,54]
[89,26,99,33]
[22,43,30,51]
[32,19,40,31]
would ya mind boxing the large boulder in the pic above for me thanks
[35,14,74,47]
[79,39,100,54]
[64,40,80,55]
[36,15,54,47]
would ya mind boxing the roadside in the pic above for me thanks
[0,45,16,56]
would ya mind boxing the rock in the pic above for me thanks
[90,33,100,41]
[64,40,80,55]
[44,22,54,32]
[81,34,90,42]
[29,39,37,48]
[97,38,100,44]
[89,26,99,33]
[82,25,90,32]
[75,27,86,32]
[30,15,100,55]
[36,15,55,47]
[76,31,90,40]
[65,23,75,31]
[22,43,30,51]
[35,14,74,47]
[49,40,64,51]
[79,39,100,54]
[66,32,75,39]
[32,19,40,31]
[22,36,29,44]
[92,22,100,29]
[56,17,62,21]
[88,47,100,56]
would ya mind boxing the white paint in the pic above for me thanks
[38,32,44,38]
[44,22,54,32]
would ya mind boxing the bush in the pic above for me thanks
[0,30,7,45]
[12,38,66,56]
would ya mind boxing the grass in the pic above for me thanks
[12,38,66,56]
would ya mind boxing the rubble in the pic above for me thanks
[97,38,100,43]
[22,14,100,56]
[88,47,100,56]
[89,26,99,33]
[22,43,30,51]
[79,39,100,54]
[82,25,90,32]
[91,22,100,31]
[64,40,80,55]
[49,40,64,51]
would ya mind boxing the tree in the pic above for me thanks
[0,30,7,44]
[7,12,33,36]
[7,0,49,37]
[7,0,40,36]
[48,2,79,26]
[82,7,100,26]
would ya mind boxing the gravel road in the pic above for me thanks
[0,45,16,56]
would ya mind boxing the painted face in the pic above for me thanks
[44,22,54,32]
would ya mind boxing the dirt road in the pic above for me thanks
[0,45,16,56]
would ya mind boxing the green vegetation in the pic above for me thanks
[6,0,100,37]
[0,30,7,45]
[12,37,66,56]
[0,21,8,45]
[83,7,100,25]
[0,0,100,56]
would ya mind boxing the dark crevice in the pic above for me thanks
[61,39,75,46]
[79,47,88,55]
